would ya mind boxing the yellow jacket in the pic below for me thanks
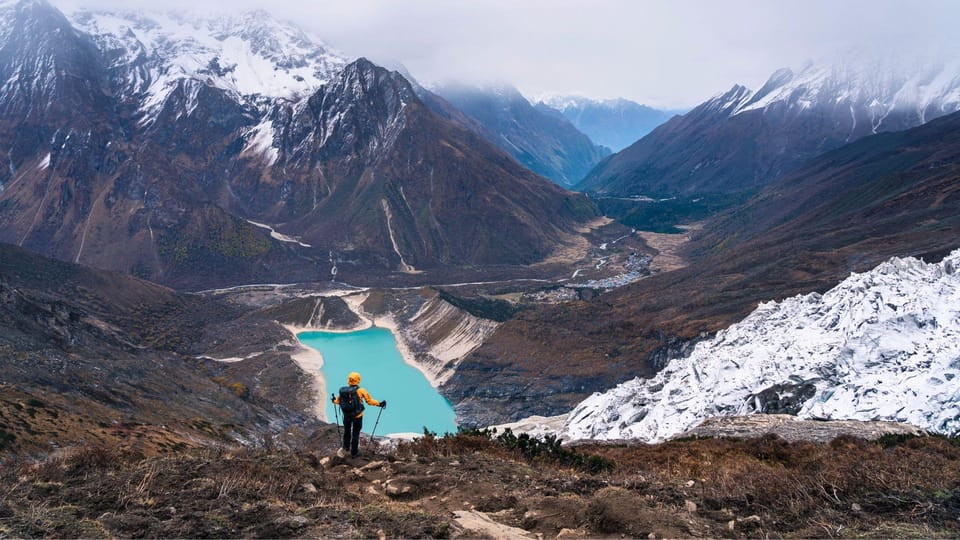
[333,372,381,418]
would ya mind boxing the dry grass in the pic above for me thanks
[1,432,958,538]
[583,434,960,537]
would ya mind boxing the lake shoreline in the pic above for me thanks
[282,292,454,430]
[295,327,457,435]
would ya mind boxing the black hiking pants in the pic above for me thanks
[343,415,363,457]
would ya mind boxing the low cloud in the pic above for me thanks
[54,0,960,108]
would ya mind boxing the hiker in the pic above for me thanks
[332,371,385,458]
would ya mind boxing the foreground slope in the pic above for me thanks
[446,111,960,426]
[2,429,959,538]
[581,60,960,196]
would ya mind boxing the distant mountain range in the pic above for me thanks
[580,59,960,197]
[430,83,610,187]
[0,1,598,289]
[535,96,679,152]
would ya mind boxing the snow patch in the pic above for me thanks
[246,219,311,247]
[242,119,279,166]
[381,198,416,273]
[563,250,960,442]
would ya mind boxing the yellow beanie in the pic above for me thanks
[348,372,361,385]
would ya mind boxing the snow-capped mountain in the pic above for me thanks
[563,250,960,442]
[64,7,348,125]
[0,0,598,289]
[580,58,960,196]
[723,58,960,131]
[535,95,676,152]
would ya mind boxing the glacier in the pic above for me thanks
[563,249,960,442]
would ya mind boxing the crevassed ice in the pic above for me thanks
[563,249,960,442]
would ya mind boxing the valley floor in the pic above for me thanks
[1,428,958,539]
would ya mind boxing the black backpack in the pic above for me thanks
[339,385,364,417]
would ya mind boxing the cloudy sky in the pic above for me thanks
[55,0,960,108]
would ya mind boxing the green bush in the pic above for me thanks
[460,427,615,474]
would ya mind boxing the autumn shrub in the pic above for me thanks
[228,382,250,399]
[581,434,960,531]
[398,428,614,473]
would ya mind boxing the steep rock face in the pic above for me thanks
[535,96,676,152]
[580,60,960,196]
[0,1,598,289]
[563,250,960,441]
[433,83,610,187]
[394,292,501,385]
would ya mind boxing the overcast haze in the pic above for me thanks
[54,0,960,108]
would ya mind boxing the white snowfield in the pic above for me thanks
[64,7,348,125]
[563,249,960,442]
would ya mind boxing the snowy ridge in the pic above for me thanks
[563,250,960,442]
[537,94,638,111]
[65,7,348,125]
[725,58,960,131]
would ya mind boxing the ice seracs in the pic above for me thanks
[563,250,960,442]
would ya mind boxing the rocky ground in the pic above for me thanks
[2,427,958,539]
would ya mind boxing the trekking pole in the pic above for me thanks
[368,404,385,450]
[332,394,341,440]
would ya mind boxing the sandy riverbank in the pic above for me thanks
[280,327,329,422]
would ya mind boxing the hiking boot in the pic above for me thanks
[336,448,346,458]
[351,452,361,459]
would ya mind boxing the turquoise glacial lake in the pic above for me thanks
[298,328,457,436]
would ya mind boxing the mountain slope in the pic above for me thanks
[535,96,676,152]
[445,110,960,426]
[0,1,599,289]
[580,60,960,197]
[563,249,960,441]
[433,83,610,187]
[0,242,318,454]
[691,109,960,258]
